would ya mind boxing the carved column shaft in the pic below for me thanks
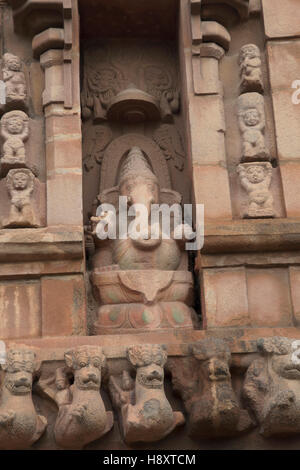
[179,0,232,222]
[33,1,82,226]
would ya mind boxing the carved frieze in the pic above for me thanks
[81,43,180,123]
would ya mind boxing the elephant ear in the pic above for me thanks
[160,188,182,206]
[97,186,120,210]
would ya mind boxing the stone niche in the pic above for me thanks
[79,0,198,333]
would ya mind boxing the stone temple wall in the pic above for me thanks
[0,0,300,450]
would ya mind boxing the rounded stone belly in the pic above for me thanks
[113,238,181,271]
[129,399,174,441]
[10,413,37,446]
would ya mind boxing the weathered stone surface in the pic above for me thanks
[109,344,184,443]
[262,0,300,39]
[237,93,269,162]
[37,345,113,449]
[169,339,253,439]
[193,165,232,219]
[41,275,86,337]
[237,162,274,218]
[0,348,47,449]
[202,267,250,328]
[238,44,263,94]
[243,337,300,436]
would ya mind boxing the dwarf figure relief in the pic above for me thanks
[3,168,39,228]
[38,346,113,449]
[237,162,274,218]
[143,65,180,122]
[243,337,300,437]
[90,146,197,332]
[0,110,29,173]
[109,344,184,444]
[2,53,27,107]
[0,349,47,450]
[169,339,253,439]
[239,44,264,94]
[238,93,269,162]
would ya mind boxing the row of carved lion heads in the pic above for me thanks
[1,337,300,449]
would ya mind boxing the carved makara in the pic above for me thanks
[238,93,269,162]
[109,344,184,443]
[90,146,197,333]
[1,53,27,109]
[239,44,264,94]
[237,161,274,218]
[243,337,300,437]
[0,349,47,450]
[37,345,113,449]
[3,168,40,228]
[169,339,253,439]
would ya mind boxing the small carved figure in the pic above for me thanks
[243,337,300,437]
[239,44,264,94]
[3,168,39,228]
[169,339,253,439]
[153,124,185,171]
[40,346,113,449]
[0,349,47,450]
[83,125,113,172]
[81,66,123,121]
[109,344,184,444]
[237,162,274,218]
[2,53,27,106]
[238,93,268,161]
[1,110,29,169]
[143,65,179,122]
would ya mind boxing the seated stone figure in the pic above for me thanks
[243,337,300,437]
[90,146,197,333]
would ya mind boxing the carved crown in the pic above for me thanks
[127,344,167,368]
[64,345,105,370]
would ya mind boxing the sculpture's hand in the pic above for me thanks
[0,410,16,426]
[70,404,87,423]
[273,390,295,409]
